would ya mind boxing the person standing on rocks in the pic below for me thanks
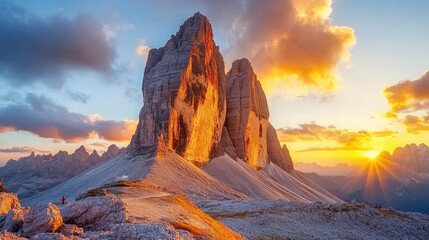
[61,195,66,205]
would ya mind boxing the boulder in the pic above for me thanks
[2,207,29,232]
[111,223,193,240]
[59,224,84,237]
[130,12,227,164]
[29,233,70,240]
[0,231,27,240]
[21,203,62,237]
[0,192,21,215]
[61,194,129,231]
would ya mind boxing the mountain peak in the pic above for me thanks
[418,143,429,150]
[229,58,253,75]
[74,145,87,154]
[130,12,226,164]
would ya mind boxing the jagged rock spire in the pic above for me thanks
[130,13,227,164]
[224,59,293,171]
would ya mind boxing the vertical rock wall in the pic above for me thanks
[224,59,270,169]
[130,13,226,164]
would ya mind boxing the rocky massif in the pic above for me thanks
[129,12,293,172]
[0,144,122,198]
[130,13,227,164]
[1,13,428,239]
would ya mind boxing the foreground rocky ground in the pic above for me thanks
[0,182,242,239]
[2,182,429,240]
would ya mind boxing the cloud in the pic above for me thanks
[90,142,108,148]
[0,3,116,88]
[0,93,137,142]
[401,113,429,133]
[135,42,150,57]
[384,71,429,117]
[0,146,50,154]
[147,0,354,94]
[93,119,138,142]
[217,0,355,93]
[66,89,90,104]
[277,122,395,151]
[383,70,429,133]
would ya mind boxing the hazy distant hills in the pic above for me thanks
[295,162,359,176]
[301,143,429,213]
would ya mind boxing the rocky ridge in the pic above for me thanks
[0,144,122,198]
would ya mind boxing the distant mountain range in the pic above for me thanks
[295,162,359,176]
[0,144,122,198]
[304,143,429,214]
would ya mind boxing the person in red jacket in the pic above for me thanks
[61,195,66,205]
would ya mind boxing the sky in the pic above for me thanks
[1,0,429,167]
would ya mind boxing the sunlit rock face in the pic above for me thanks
[224,59,270,169]
[130,13,226,164]
[267,123,294,172]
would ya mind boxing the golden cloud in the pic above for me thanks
[229,0,356,94]
[277,122,395,151]
[136,43,150,56]
[94,119,138,142]
[384,71,429,117]
[384,70,429,133]
[402,114,429,133]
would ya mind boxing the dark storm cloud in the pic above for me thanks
[0,3,116,88]
[0,93,136,142]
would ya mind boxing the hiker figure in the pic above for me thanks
[61,195,66,205]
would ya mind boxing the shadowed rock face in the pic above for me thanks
[267,123,294,172]
[224,59,270,169]
[130,13,226,164]
[223,59,293,171]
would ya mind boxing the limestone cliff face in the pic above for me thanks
[267,123,294,172]
[130,13,226,163]
[224,59,293,171]
[224,59,270,169]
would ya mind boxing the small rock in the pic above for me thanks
[80,231,111,239]
[21,203,63,237]
[59,224,84,237]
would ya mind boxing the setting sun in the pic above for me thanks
[366,151,379,160]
